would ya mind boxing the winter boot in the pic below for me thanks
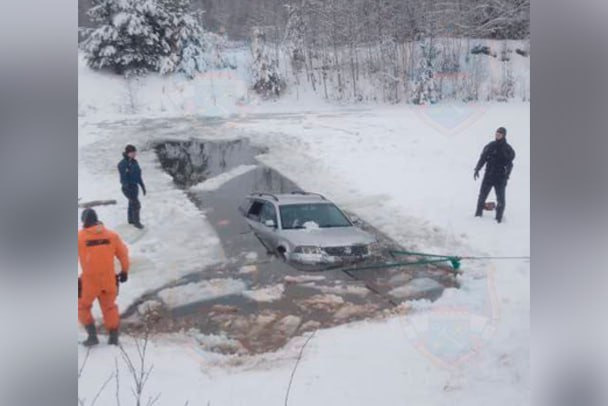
[108,329,119,346]
[495,207,504,223]
[82,324,99,347]
[132,206,144,229]
[127,204,134,224]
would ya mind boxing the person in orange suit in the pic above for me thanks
[78,208,129,346]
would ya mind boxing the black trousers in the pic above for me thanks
[476,177,507,221]
[122,184,141,224]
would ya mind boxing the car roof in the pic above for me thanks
[248,192,331,205]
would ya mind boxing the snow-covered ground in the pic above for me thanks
[78,54,529,405]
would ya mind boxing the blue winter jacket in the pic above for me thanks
[118,153,146,192]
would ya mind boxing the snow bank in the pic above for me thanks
[78,49,256,120]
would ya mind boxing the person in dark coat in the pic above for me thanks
[474,127,515,223]
[117,145,146,229]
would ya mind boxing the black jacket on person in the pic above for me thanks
[475,138,516,182]
[117,153,146,192]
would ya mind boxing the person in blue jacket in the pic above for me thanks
[117,145,146,229]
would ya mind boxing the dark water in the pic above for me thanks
[154,138,266,188]
[123,138,459,354]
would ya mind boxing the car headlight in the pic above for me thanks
[293,246,324,255]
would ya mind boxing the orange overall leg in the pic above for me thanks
[98,290,120,331]
[78,288,96,326]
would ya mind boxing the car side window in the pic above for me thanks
[247,200,264,221]
[259,202,277,225]
[238,198,252,215]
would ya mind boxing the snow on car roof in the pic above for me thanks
[248,192,329,205]
[275,194,328,205]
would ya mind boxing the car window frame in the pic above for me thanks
[259,201,278,227]
[247,199,265,222]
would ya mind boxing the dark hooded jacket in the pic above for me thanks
[475,138,516,182]
[117,153,145,191]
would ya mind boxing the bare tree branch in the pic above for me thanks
[78,349,91,380]
[90,373,114,406]
[114,358,121,406]
[119,329,160,406]
[284,331,316,406]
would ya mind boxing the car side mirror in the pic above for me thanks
[349,215,360,223]
[264,219,276,228]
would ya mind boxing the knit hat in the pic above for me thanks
[81,208,98,228]
[496,127,507,136]
[125,144,137,154]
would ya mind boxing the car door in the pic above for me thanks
[244,199,274,249]
[258,201,279,247]
[245,199,264,231]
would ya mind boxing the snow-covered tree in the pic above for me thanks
[158,0,209,78]
[284,2,307,76]
[81,0,213,78]
[250,27,284,97]
[81,0,172,76]
[411,39,440,105]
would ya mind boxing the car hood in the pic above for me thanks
[281,226,375,247]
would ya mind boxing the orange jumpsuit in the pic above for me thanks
[78,223,129,330]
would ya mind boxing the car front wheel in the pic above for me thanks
[276,246,288,262]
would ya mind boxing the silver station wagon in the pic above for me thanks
[239,191,377,264]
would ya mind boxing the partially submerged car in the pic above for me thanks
[239,191,378,264]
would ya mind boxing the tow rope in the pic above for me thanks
[335,249,461,274]
[338,250,530,274]
[390,249,462,270]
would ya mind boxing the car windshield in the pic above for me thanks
[279,203,352,230]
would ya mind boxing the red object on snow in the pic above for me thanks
[484,202,496,211]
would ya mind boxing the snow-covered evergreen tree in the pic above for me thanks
[158,0,208,78]
[411,39,439,105]
[250,28,284,97]
[82,0,172,76]
[81,0,212,78]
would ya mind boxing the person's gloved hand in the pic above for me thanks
[141,185,147,196]
[118,271,128,283]
[474,169,480,180]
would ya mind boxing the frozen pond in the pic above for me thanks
[123,138,459,354]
